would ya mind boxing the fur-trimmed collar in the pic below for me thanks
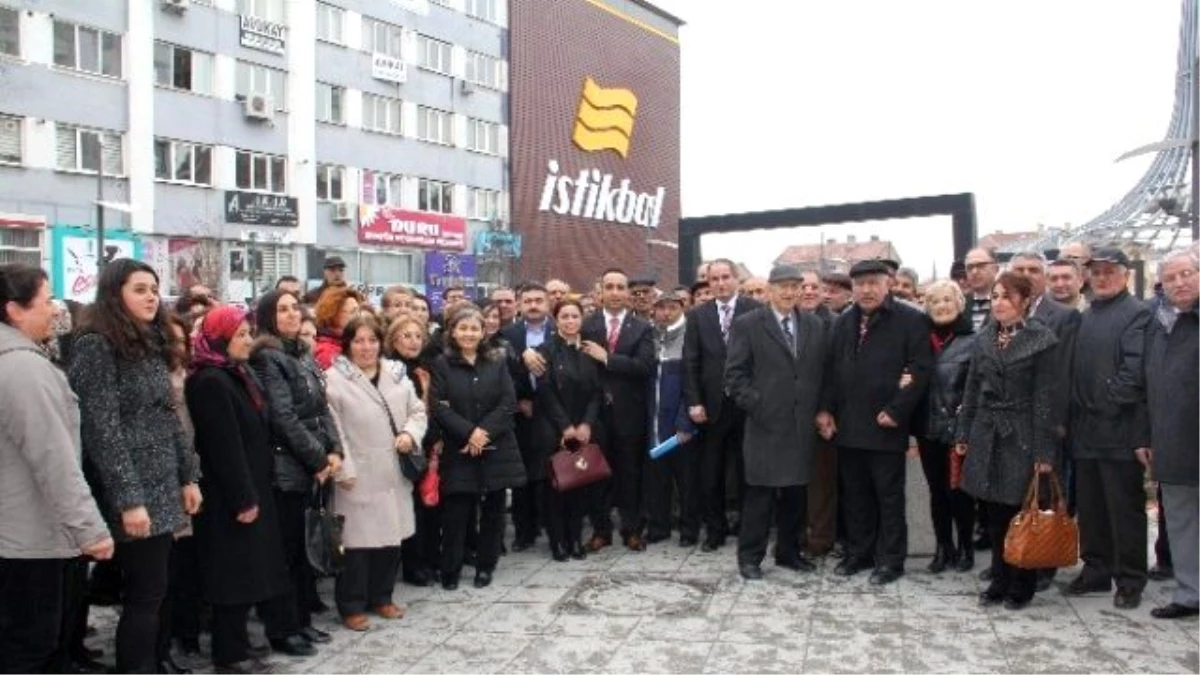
[976,319,1057,363]
[251,333,309,358]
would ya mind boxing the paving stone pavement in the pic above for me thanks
[87,525,1199,674]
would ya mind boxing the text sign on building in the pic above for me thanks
[372,54,408,84]
[240,15,286,55]
[359,207,466,251]
[425,252,477,315]
[225,191,299,228]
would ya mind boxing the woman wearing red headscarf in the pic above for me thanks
[186,306,289,674]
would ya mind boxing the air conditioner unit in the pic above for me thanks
[460,79,476,95]
[244,93,274,122]
[161,0,190,13]
[333,202,357,223]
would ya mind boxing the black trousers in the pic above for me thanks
[259,489,306,638]
[210,594,290,665]
[1155,485,1172,568]
[590,418,647,538]
[738,484,807,567]
[60,557,91,667]
[699,401,745,537]
[543,479,586,548]
[115,534,173,674]
[401,487,442,578]
[335,547,402,616]
[1075,458,1148,592]
[0,557,68,674]
[442,490,505,579]
[838,447,907,569]
[917,439,976,550]
[984,501,1036,601]
[644,439,699,539]
[511,415,541,543]
[156,535,201,661]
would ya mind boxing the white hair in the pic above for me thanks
[1158,248,1200,277]
[922,279,966,315]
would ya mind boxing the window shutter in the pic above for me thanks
[56,125,78,170]
[0,116,20,163]
[102,132,122,175]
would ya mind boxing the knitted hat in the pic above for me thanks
[201,305,247,342]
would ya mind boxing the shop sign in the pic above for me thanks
[52,227,138,303]
[372,54,407,84]
[225,191,299,228]
[425,252,477,315]
[358,207,466,251]
[240,15,286,55]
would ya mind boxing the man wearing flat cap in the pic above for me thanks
[724,265,829,580]
[824,259,933,585]
[303,255,348,305]
[629,277,658,323]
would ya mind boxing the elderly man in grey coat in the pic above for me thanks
[724,265,829,580]
[1138,249,1200,619]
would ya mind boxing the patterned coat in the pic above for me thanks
[955,321,1058,506]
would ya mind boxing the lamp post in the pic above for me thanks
[247,231,259,301]
[94,136,106,273]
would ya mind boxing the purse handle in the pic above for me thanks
[1021,468,1067,515]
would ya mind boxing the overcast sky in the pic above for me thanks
[651,0,1183,277]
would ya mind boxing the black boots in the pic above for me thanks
[955,544,975,572]
[927,544,955,574]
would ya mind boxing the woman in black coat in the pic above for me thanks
[187,307,287,674]
[535,298,604,562]
[956,272,1058,611]
[429,305,526,590]
[915,280,978,574]
[249,290,342,654]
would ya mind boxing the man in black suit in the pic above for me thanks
[825,260,933,585]
[503,283,554,551]
[725,265,830,580]
[581,269,656,552]
[683,259,763,551]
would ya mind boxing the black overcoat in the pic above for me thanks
[1143,304,1199,486]
[724,307,827,487]
[185,366,289,606]
[533,336,605,480]
[682,297,763,419]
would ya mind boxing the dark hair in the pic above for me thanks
[441,285,465,300]
[689,280,709,295]
[0,263,49,325]
[255,289,302,338]
[553,297,584,319]
[1048,259,1081,274]
[79,258,168,362]
[164,312,192,371]
[993,271,1034,303]
[275,275,299,289]
[599,268,627,282]
[443,305,488,356]
[519,282,547,296]
[411,294,430,311]
[340,314,385,358]
[708,259,738,275]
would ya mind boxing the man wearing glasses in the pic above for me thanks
[963,248,1000,331]
[628,278,657,322]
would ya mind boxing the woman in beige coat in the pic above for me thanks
[328,315,427,632]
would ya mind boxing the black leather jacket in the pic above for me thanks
[249,336,341,492]
[917,313,976,445]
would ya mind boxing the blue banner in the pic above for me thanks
[424,252,477,316]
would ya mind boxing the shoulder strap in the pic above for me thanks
[0,345,45,359]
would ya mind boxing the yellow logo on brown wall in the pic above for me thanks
[572,77,638,158]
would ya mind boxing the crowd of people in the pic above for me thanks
[0,238,1196,674]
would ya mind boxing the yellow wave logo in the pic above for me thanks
[572,77,638,158]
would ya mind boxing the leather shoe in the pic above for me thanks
[297,626,331,644]
[954,549,975,573]
[569,541,587,560]
[403,569,432,587]
[679,534,698,548]
[1062,574,1112,596]
[700,535,725,553]
[624,534,647,552]
[160,656,192,674]
[474,570,493,588]
[738,563,763,580]
[1113,588,1142,610]
[268,635,316,658]
[776,556,816,573]
[247,642,270,660]
[512,537,535,553]
[978,567,993,582]
[585,535,611,553]
[927,544,953,574]
[442,577,459,591]
[1004,596,1031,611]
[551,542,569,562]
[1148,564,1175,582]
[646,531,670,544]
[834,558,870,577]
[342,613,370,632]
[869,567,904,585]
[374,603,405,620]
[215,659,275,674]
[1151,603,1200,619]
[1035,569,1056,592]
[978,589,1004,606]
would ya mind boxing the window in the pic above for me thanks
[0,6,18,57]
[154,139,212,186]
[418,178,453,214]
[316,3,344,44]
[56,125,122,175]
[416,34,451,74]
[53,20,122,78]
[154,43,213,95]
[468,188,500,221]
[0,228,40,266]
[367,171,404,206]
[235,149,286,193]
[465,51,499,89]
[362,94,402,134]
[465,118,500,155]
[316,164,344,201]
[465,0,499,24]
[362,18,403,58]
[236,0,285,23]
[0,114,19,164]
[417,106,453,145]
[359,252,413,284]
[316,83,344,124]
[235,61,286,108]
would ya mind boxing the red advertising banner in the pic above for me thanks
[358,207,467,251]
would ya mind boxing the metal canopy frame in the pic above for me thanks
[677,193,978,284]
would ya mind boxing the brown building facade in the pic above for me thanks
[509,0,682,289]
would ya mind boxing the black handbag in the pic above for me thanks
[376,384,427,482]
[304,482,344,576]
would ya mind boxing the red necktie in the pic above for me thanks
[607,316,621,353]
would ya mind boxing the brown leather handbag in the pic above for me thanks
[1003,470,1079,570]
[548,438,611,493]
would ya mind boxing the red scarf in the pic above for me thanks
[929,326,956,355]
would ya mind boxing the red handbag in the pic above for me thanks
[548,439,611,493]
[419,452,440,507]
